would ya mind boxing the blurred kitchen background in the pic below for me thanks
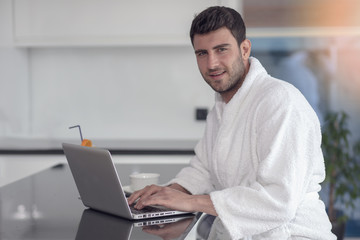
[1,0,360,237]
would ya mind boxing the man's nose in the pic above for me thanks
[207,53,219,69]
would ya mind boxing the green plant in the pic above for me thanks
[321,111,360,223]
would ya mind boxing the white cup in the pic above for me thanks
[130,173,160,191]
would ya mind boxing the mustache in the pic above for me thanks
[208,68,224,73]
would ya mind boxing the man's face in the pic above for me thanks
[193,27,249,102]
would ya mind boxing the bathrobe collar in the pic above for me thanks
[214,57,268,123]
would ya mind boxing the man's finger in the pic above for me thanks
[128,184,161,206]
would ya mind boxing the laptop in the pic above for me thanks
[75,209,201,240]
[62,143,191,220]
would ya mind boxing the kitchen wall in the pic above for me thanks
[1,0,223,149]
[1,0,360,150]
[28,46,214,141]
[0,0,30,139]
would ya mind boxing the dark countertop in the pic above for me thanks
[0,163,201,240]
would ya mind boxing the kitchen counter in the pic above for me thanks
[0,162,201,240]
[0,138,197,154]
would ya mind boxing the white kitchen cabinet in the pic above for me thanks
[13,0,240,47]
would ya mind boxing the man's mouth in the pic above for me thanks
[209,71,226,77]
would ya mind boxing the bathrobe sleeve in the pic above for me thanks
[210,84,325,239]
[168,135,216,195]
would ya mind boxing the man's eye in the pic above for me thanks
[196,51,207,57]
[218,48,227,52]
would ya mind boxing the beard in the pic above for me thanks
[202,57,246,95]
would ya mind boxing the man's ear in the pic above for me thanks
[240,39,251,60]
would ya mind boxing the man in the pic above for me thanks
[128,6,335,239]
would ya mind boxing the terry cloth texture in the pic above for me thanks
[168,57,336,240]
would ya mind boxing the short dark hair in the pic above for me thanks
[190,6,246,46]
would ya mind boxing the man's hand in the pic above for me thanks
[127,185,195,212]
[127,184,218,216]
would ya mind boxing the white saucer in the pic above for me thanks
[123,185,133,194]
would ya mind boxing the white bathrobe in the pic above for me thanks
[169,57,336,239]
